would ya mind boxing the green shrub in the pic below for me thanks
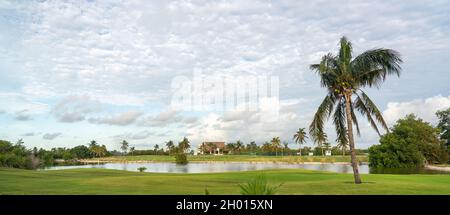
[137,167,147,172]
[369,114,449,168]
[0,140,35,169]
[369,134,424,168]
[175,153,188,164]
[239,175,282,195]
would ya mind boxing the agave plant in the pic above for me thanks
[239,175,283,195]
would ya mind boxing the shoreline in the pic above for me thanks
[77,159,369,165]
[424,165,450,172]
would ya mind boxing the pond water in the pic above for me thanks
[39,162,449,174]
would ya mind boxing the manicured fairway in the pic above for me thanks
[1,168,449,194]
[84,155,369,163]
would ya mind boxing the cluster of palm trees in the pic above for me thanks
[308,37,402,183]
[165,137,191,155]
[293,128,345,156]
[88,140,108,163]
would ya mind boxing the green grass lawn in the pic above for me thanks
[1,168,449,194]
[85,155,368,163]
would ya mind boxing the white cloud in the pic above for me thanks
[52,95,103,123]
[88,111,143,126]
[383,95,450,125]
[113,130,154,140]
[14,109,32,121]
[42,132,62,140]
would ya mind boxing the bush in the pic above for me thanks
[369,114,449,168]
[137,167,147,172]
[369,134,424,168]
[175,153,188,164]
[0,140,35,169]
[239,175,282,195]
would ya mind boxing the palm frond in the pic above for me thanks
[333,99,348,144]
[351,48,402,88]
[358,90,389,132]
[354,93,381,136]
[309,95,334,136]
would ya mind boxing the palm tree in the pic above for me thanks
[154,144,159,155]
[166,140,174,155]
[309,36,402,184]
[282,141,289,156]
[247,141,258,154]
[226,143,235,154]
[312,130,327,156]
[88,140,98,148]
[129,146,135,156]
[120,140,129,155]
[207,142,216,154]
[270,137,281,156]
[91,145,107,164]
[199,143,206,154]
[235,140,243,154]
[293,128,308,156]
[323,142,331,155]
[178,137,190,153]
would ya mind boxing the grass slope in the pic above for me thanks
[1,168,449,194]
[85,155,369,163]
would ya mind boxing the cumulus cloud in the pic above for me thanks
[89,111,143,126]
[137,108,198,127]
[22,132,39,137]
[113,130,154,140]
[383,95,450,125]
[52,95,103,123]
[42,132,62,140]
[14,109,32,121]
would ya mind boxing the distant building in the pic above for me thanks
[198,141,226,155]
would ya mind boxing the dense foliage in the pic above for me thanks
[0,140,35,169]
[175,153,188,164]
[0,139,111,169]
[369,114,449,168]
[436,108,450,148]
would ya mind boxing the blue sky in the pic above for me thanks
[1,0,450,150]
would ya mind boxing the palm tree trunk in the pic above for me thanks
[344,93,362,184]
[299,145,302,156]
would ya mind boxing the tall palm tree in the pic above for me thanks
[283,141,289,156]
[323,142,331,153]
[178,137,190,153]
[312,130,327,156]
[309,36,402,184]
[270,137,281,156]
[154,144,159,155]
[88,140,98,148]
[293,128,308,156]
[120,140,129,155]
[166,140,174,155]
[129,146,135,156]
[207,142,216,154]
[235,140,243,154]
[227,143,236,154]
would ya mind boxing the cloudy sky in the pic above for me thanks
[1,0,449,150]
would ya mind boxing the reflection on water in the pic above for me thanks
[39,162,448,174]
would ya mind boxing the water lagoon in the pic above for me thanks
[40,162,448,174]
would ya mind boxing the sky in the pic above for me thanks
[1,0,450,151]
